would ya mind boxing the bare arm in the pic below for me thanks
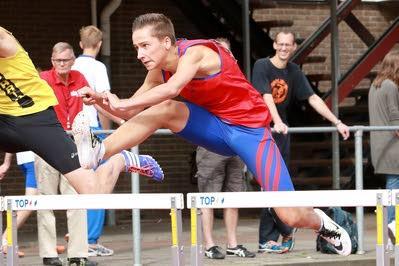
[263,94,288,134]
[0,29,18,58]
[308,94,350,140]
[77,70,164,120]
[0,153,13,180]
[106,47,203,111]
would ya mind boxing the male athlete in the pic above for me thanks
[73,13,352,255]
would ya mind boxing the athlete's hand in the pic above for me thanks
[76,86,98,105]
[273,122,288,134]
[104,91,127,111]
[336,122,350,140]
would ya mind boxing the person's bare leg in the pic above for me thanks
[102,100,189,159]
[2,188,37,249]
[224,208,238,248]
[274,207,352,256]
[64,153,126,194]
[274,207,321,230]
[66,101,189,194]
[15,188,37,228]
[201,208,215,249]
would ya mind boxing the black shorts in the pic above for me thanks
[0,108,80,174]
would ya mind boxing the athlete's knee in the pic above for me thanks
[153,100,188,130]
[149,100,178,119]
[156,100,177,111]
[65,169,98,194]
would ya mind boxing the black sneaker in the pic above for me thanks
[43,257,62,266]
[67,257,98,266]
[226,245,256,258]
[204,245,225,259]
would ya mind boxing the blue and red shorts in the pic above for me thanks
[176,102,294,191]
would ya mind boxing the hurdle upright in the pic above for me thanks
[0,196,4,266]
[187,189,392,266]
[3,193,185,266]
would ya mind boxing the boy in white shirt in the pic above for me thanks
[72,25,122,257]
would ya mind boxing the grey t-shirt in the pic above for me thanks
[368,79,399,174]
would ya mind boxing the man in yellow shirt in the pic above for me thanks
[0,26,163,198]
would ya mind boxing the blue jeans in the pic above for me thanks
[387,174,399,223]
[259,208,293,244]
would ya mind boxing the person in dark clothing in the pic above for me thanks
[252,31,350,253]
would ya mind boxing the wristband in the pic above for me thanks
[335,120,342,126]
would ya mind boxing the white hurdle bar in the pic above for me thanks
[187,190,392,266]
[2,193,185,266]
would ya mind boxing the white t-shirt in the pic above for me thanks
[16,151,34,165]
[72,55,111,127]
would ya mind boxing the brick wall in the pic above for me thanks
[252,2,398,91]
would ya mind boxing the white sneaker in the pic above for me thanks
[314,208,352,256]
[88,244,114,257]
[72,111,102,169]
[388,220,396,245]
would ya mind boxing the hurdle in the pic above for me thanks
[2,193,184,266]
[0,196,4,266]
[392,190,399,266]
[187,189,392,266]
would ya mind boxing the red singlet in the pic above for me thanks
[162,39,271,128]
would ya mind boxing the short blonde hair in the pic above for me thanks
[132,13,176,45]
[79,25,103,49]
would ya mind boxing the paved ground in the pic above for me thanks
[3,213,394,265]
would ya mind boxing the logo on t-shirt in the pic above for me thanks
[270,78,288,104]
[0,73,34,108]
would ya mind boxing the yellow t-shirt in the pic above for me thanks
[0,29,57,116]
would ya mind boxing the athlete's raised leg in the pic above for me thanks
[104,100,189,158]
[73,100,189,169]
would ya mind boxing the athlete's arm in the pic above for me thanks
[131,69,164,98]
[77,69,164,120]
[0,29,17,58]
[106,47,203,110]
[263,94,288,134]
[308,94,350,140]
